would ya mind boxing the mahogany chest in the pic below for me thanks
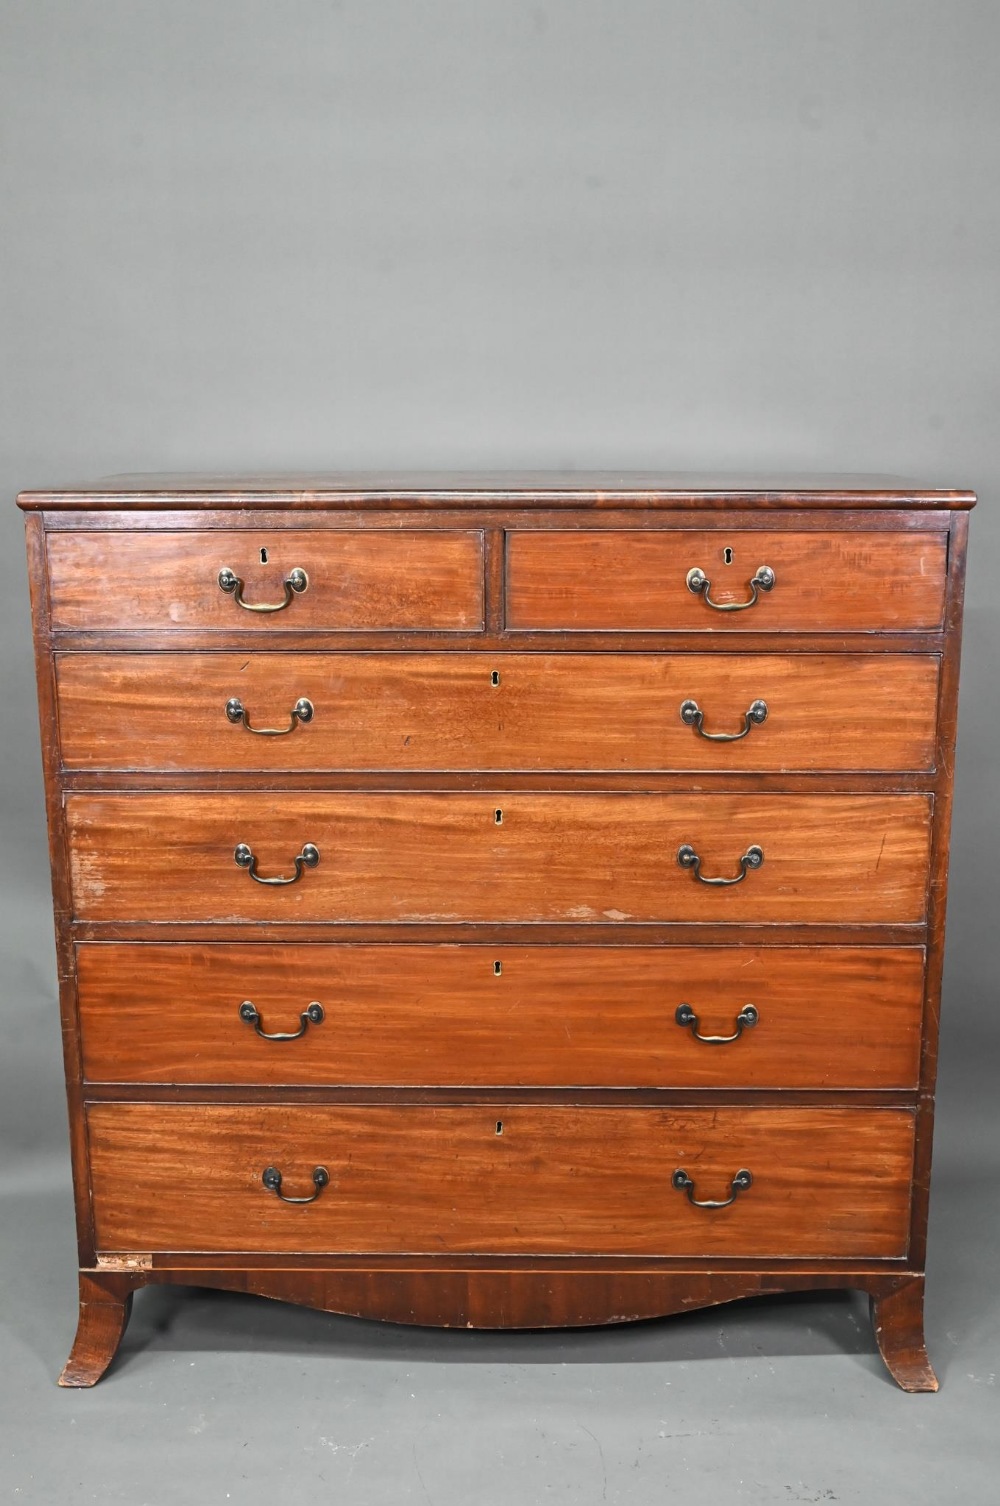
[18,472,974,1389]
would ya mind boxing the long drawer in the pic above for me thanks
[65,792,932,924]
[55,652,940,773]
[506,530,948,631]
[87,1103,915,1257]
[76,943,925,1088]
[46,530,485,632]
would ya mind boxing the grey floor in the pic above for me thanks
[2,962,998,1505]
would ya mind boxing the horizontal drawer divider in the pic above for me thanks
[95,1254,918,1272]
[106,1255,918,1273]
[70,922,931,944]
[60,783,945,795]
[48,631,950,653]
[82,1086,920,1106]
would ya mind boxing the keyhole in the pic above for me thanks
[723,547,733,565]
[260,547,268,564]
[495,1120,504,1135]
[493,960,502,976]
[491,670,501,687]
[494,808,503,824]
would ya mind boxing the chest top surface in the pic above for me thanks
[17,470,976,510]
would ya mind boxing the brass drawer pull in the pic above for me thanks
[686,564,775,611]
[675,1002,759,1043]
[677,843,763,886]
[225,696,314,735]
[672,1167,753,1209]
[218,566,308,612]
[680,698,768,741]
[262,1165,329,1204]
[233,842,320,885]
[239,1000,324,1040]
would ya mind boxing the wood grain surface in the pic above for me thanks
[46,530,485,632]
[506,530,948,631]
[86,1102,915,1257]
[55,652,940,773]
[53,1266,938,1390]
[21,481,973,1385]
[64,792,933,924]
[870,1276,939,1391]
[76,942,925,1089]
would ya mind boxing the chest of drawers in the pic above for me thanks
[18,472,973,1390]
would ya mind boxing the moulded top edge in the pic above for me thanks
[16,471,977,511]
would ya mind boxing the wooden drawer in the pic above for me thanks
[46,530,484,632]
[87,1103,915,1257]
[56,652,940,773]
[506,530,948,632]
[77,943,925,1088]
[65,792,932,924]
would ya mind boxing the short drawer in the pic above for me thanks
[65,792,932,924]
[46,530,484,632]
[56,652,940,773]
[87,1103,915,1257]
[77,943,926,1088]
[506,530,948,632]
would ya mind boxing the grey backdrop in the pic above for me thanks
[1,4,997,1503]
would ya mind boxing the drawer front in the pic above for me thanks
[56,652,940,773]
[506,530,948,632]
[77,943,926,1088]
[46,530,484,632]
[87,1103,915,1257]
[66,792,932,924]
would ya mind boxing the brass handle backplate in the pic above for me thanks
[262,1166,329,1204]
[677,844,764,886]
[234,843,320,885]
[680,698,768,741]
[239,1000,324,1040]
[218,566,308,612]
[226,697,314,735]
[672,1168,753,1209]
[686,564,775,611]
[675,1002,759,1043]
